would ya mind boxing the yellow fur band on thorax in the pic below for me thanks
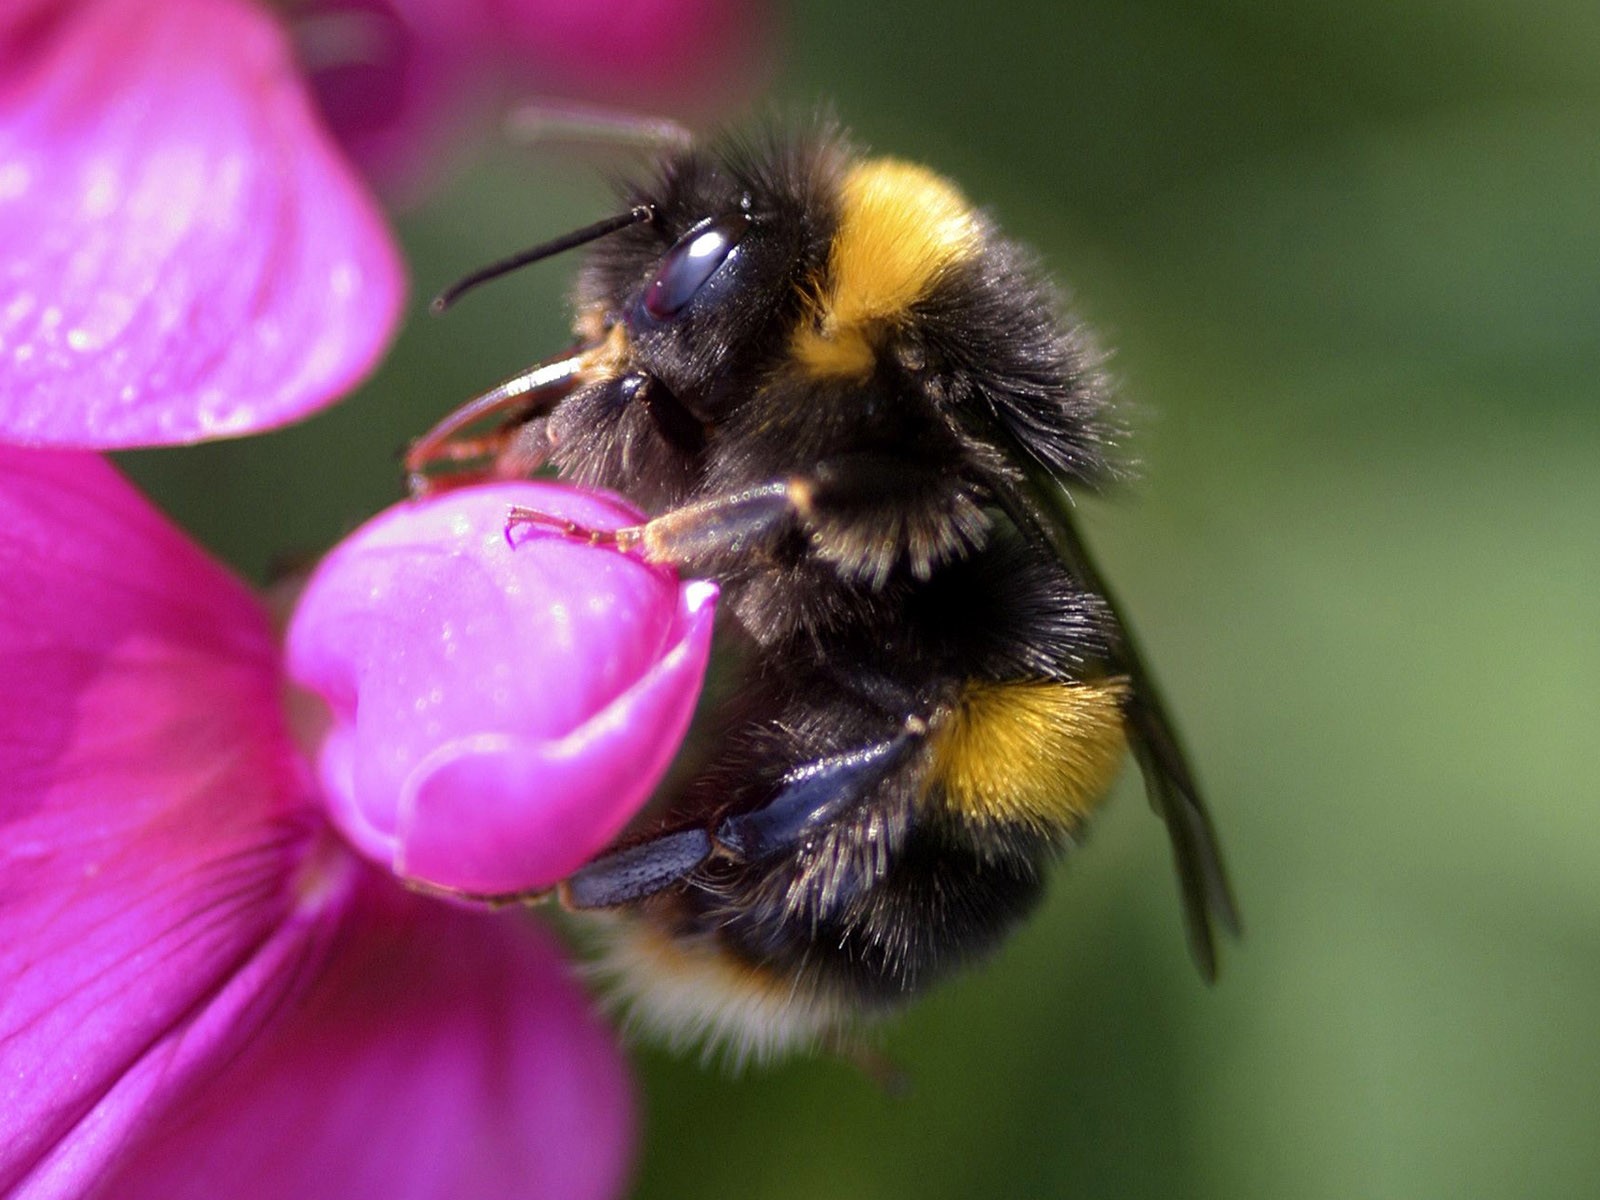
[792,158,982,379]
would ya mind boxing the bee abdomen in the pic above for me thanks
[589,817,1053,1067]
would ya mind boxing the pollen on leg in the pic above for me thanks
[786,476,816,517]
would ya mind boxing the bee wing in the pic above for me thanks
[995,465,1242,981]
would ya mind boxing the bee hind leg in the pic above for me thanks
[560,828,714,909]
[713,720,927,863]
[559,717,929,908]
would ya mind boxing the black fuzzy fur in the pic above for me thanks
[461,121,1226,1036]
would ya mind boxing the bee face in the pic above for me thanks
[570,134,843,427]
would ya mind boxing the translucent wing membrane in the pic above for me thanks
[996,462,1241,980]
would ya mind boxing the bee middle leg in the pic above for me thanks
[507,479,795,561]
[507,452,980,578]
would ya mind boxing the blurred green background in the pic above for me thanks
[124,1,1600,1196]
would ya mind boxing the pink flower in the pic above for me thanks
[0,448,716,1199]
[288,482,717,897]
[489,0,771,116]
[0,0,405,448]
[0,3,739,1194]
[0,0,768,448]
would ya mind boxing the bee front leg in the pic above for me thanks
[405,346,590,494]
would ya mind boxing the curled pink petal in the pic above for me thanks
[286,482,716,897]
[0,0,404,448]
[97,887,634,1200]
[0,448,347,1197]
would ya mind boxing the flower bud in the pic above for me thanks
[286,482,716,897]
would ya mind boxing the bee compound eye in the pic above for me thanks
[642,213,750,320]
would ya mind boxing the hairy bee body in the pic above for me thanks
[587,534,1130,1060]
[419,120,1237,1064]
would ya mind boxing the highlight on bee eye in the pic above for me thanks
[642,213,751,318]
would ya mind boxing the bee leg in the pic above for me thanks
[406,428,530,498]
[511,453,971,578]
[504,100,693,152]
[560,828,714,909]
[559,718,928,908]
[404,346,589,494]
[714,720,927,863]
[828,1039,913,1098]
[503,504,645,552]
[505,480,794,559]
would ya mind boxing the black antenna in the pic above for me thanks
[430,204,655,313]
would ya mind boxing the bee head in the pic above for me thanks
[569,128,845,425]
[432,122,1115,506]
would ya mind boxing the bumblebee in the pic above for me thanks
[411,119,1239,1064]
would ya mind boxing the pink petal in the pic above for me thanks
[291,0,496,195]
[0,448,347,1197]
[98,887,634,1200]
[491,0,772,106]
[0,0,404,449]
[285,482,716,897]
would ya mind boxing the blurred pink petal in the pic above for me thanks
[292,0,495,194]
[0,448,346,1197]
[492,0,771,107]
[294,0,772,198]
[286,482,716,897]
[98,888,633,1200]
[0,0,404,449]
